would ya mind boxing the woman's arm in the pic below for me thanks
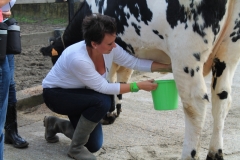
[113,44,172,73]
[2,10,11,18]
[0,0,10,8]
[71,57,158,94]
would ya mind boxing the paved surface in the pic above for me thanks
[3,65,240,159]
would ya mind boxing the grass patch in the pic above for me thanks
[12,15,68,25]
[13,15,37,23]
[41,18,68,25]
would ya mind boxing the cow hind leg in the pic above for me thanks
[115,66,133,116]
[102,64,133,124]
[207,42,240,160]
[115,92,123,117]
[171,58,209,160]
[105,64,133,123]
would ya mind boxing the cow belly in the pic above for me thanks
[135,48,171,64]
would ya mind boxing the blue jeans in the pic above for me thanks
[7,55,17,105]
[43,88,112,152]
[0,56,11,160]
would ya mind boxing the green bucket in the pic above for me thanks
[151,79,178,110]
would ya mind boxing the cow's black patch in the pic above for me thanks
[217,91,228,99]
[94,0,153,54]
[203,94,209,102]
[184,67,195,77]
[102,0,153,35]
[152,30,164,39]
[192,12,206,38]
[191,149,196,158]
[63,2,92,47]
[117,94,122,100]
[166,0,186,29]
[191,69,194,77]
[206,155,212,160]
[204,39,208,44]
[212,58,226,90]
[230,13,240,42]
[115,37,135,55]
[193,53,201,61]
[97,0,104,13]
[166,0,227,41]
[196,66,200,72]
[230,32,236,37]
[184,67,189,73]
[131,22,141,36]
[190,0,194,8]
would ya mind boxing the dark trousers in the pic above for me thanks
[43,88,112,152]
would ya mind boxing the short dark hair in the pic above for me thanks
[82,13,117,47]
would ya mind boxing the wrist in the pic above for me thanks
[130,82,139,92]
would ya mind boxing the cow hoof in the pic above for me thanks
[206,149,224,160]
[101,113,117,125]
[116,108,122,117]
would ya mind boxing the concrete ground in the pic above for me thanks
[3,66,240,159]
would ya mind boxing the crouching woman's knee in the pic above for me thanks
[96,94,112,116]
[87,142,102,153]
[83,93,112,122]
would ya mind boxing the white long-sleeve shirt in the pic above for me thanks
[42,41,153,94]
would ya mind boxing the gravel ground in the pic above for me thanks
[14,22,67,91]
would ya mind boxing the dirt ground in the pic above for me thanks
[14,22,67,91]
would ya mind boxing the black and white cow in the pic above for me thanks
[40,0,240,159]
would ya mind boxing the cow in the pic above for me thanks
[40,0,240,159]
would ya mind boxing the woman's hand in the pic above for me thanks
[2,10,11,19]
[137,79,158,92]
[120,79,158,94]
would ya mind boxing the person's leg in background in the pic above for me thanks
[4,54,29,148]
[0,57,11,159]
